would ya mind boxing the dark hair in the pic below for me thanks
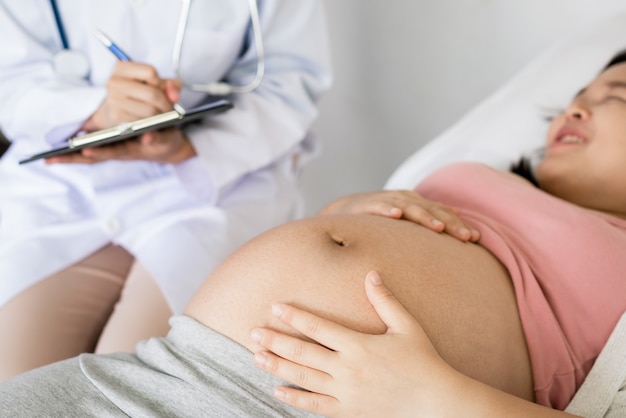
[510,156,539,187]
[603,48,626,70]
[509,47,626,187]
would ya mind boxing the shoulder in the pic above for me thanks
[415,161,554,219]
[417,162,534,191]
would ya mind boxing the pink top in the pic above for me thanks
[416,162,626,410]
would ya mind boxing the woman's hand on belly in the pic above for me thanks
[318,190,480,242]
[250,270,461,417]
[251,271,573,418]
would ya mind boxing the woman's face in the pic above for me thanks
[536,62,626,217]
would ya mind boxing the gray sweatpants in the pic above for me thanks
[0,315,320,418]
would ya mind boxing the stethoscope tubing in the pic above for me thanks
[174,0,265,94]
[47,0,264,94]
[49,0,69,50]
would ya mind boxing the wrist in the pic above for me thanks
[168,133,197,164]
[81,113,102,132]
[408,363,471,417]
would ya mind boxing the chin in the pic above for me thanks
[534,166,568,198]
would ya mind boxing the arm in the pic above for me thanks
[251,271,580,418]
[319,190,480,242]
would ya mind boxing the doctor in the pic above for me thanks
[0,0,332,381]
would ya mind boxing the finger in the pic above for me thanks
[165,79,182,104]
[252,349,332,394]
[431,208,480,242]
[271,303,359,351]
[274,385,338,417]
[141,131,155,145]
[363,271,422,334]
[108,78,173,115]
[400,204,446,232]
[168,78,183,92]
[140,130,171,146]
[80,140,143,161]
[141,129,195,164]
[111,61,162,87]
[45,153,98,164]
[250,327,337,373]
[362,201,403,219]
[104,94,167,122]
[402,203,478,242]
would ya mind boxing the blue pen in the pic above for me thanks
[93,29,186,114]
[93,29,131,61]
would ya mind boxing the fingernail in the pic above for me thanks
[367,271,382,285]
[250,329,262,343]
[431,219,444,227]
[458,227,470,237]
[254,352,267,366]
[272,304,284,317]
[275,388,287,400]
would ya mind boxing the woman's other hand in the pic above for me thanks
[319,190,479,242]
[250,271,459,418]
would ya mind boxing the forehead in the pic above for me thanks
[587,62,626,89]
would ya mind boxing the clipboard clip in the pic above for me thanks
[173,103,187,115]
[116,123,133,135]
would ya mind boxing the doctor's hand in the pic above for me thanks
[319,190,479,242]
[45,127,196,165]
[82,61,182,132]
[250,271,460,418]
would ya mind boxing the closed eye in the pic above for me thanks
[606,95,626,104]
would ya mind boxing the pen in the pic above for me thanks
[93,29,131,61]
[93,29,185,114]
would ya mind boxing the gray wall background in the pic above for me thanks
[301,1,626,215]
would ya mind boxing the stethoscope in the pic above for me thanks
[50,0,265,95]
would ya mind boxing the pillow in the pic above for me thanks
[384,11,626,190]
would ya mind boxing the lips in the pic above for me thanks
[552,126,589,146]
[558,134,586,144]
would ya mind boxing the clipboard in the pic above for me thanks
[19,99,233,164]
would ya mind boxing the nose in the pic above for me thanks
[564,101,591,121]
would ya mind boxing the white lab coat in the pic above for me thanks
[0,0,332,313]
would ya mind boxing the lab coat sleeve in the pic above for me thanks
[0,4,106,145]
[174,0,333,202]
